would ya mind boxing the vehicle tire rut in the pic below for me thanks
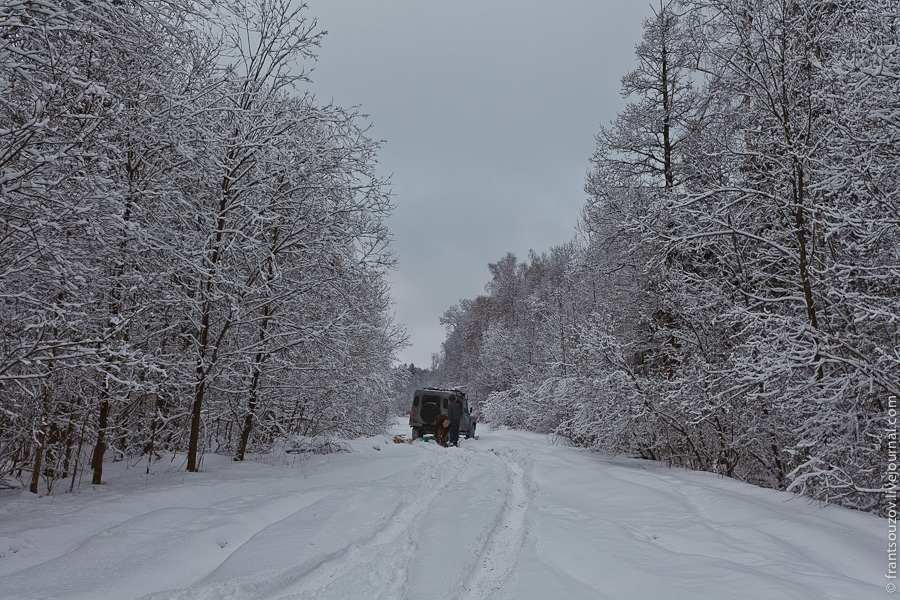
[264,449,470,600]
[458,449,530,600]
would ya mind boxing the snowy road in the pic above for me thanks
[0,421,885,599]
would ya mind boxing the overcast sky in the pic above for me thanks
[305,0,649,368]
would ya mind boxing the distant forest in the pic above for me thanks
[434,0,899,515]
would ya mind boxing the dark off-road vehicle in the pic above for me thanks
[409,387,476,441]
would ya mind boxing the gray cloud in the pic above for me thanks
[306,0,649,366]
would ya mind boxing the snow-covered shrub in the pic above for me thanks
[481,378,576,433]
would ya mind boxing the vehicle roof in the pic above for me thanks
[414,387,466,396]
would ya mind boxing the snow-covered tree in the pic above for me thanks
[0,0,405,492]
[441,0,897,515]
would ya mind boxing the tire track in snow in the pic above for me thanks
[459,449,529,600]
[263,448,471,600]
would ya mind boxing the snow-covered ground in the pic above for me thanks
[0,420,885,600]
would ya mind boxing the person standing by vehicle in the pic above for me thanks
[447,395,463,447]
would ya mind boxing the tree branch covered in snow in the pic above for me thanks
[0,0,406,492]
[437,0,898,515]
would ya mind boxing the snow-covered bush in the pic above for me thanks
[481,378,578,434]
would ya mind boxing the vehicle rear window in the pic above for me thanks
[422,394,441,405]
[413,395,419,406]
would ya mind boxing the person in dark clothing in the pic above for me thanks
[447,395,463,447]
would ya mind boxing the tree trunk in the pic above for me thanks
[238,300,272,461]
[188,290,215,472]
[91,399,110,485]
[30,424,45,494]
[187,364,206,472]
[236,397,257,462]
[236,361,263,461]
[660,17,674,190]
[62,422,75,479]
